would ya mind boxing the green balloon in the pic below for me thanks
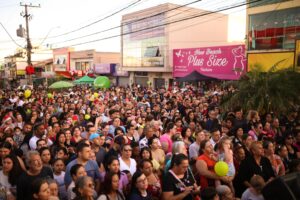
[214,161,229,176]
[47,93,53,99]
[94,76,111,89]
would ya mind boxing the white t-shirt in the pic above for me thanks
[241,188,264,200]
[0,171,11,189]
[54,171,67,200]
[67,181,75,200]
[119,157,137,176]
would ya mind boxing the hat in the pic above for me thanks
[2,115,12,124]
[89,133,100,141]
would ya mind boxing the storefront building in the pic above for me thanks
[246,0,300,71]
[121,3,231,88]
[53,48,123,84]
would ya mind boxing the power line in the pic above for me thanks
[48,0,143,39]
[0,22,24,48]
[61,0,263,47]
[51,0,203,45]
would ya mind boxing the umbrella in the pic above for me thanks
[176,70,217,82]
[74,75,95,84]
[49,81,74,89]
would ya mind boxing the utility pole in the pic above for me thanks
[20,2,40,85]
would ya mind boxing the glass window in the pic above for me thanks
[122,13,166,68]
[248,7,300,50]
[144,46,159,57]
[75,62,81,70]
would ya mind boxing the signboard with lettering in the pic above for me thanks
[173,45,246,80]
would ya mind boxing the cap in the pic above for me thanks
[89,133,100,141]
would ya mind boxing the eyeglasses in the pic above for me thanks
[137,177,148,183]
[126,113,132,115]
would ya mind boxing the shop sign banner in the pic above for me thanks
[173,45,246,80]
[248,52,294,72]
[94,63,111,74]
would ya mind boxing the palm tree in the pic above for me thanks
[221,63,300,115]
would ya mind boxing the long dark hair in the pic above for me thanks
[101,172,124,200]
[3,154,23,185]
[31,178,48,199]
[105,156,120,172]
[131,170,144,195]
[140,147,153,160]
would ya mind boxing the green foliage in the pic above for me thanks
[221,66,300,115]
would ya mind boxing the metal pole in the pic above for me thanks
[20,3,40,85]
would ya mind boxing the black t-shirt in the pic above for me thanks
[234,155,275,197]
[162,170,195,200]
[16,166,53,200]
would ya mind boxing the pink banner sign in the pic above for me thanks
[173,45,246,80]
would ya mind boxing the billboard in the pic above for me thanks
[295,40,300,70]
[173,45,246,80]
[54,55,67,71]
[94,63,111,74]
[248,52,294,72]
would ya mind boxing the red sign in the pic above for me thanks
[26,65,35,75]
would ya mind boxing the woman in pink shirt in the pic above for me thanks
[160,122,177,154]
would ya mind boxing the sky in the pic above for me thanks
[0,0,246,62]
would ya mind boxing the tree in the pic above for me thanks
[221,64,300,115]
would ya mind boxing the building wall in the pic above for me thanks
[69,50,120,74]
[121,3,246,86]
[166,6,229,70]
[246,0,300,52]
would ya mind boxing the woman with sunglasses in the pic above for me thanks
[119,144,137,176]
[129,171,151,200]
[283,133,300,160]
[73,176,95,200]
[263,140,285,176]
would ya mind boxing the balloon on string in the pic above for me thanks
[94,76,110,89]
[47,93,53,99]
[94,92,99,98]
[84,114,91,120]
[214,161,229,176]
[24,89,31,98]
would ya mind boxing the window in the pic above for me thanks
[248,7,300,50]
[75,62,81,70]
[135,72,148,76]
[144,46,160,57]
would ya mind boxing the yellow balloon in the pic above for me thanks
[24,89,31,98]
[94,92,99,98]
[85,114,91,120]
[214,161,229,176]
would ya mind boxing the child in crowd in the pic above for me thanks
[241,175,265,200]
[53,158,67,200]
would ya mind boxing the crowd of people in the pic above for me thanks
[0,83,299,200]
